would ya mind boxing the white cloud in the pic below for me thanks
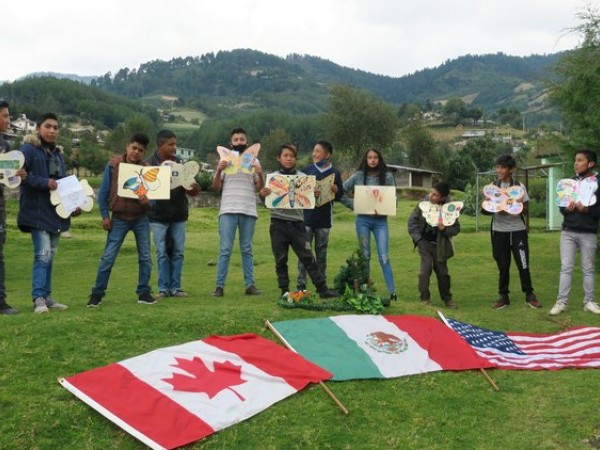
[2,0,588,81]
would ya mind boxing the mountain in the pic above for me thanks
[91,49,563,118]
[17,71,97,85]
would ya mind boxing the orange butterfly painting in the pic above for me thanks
[265,174,316,209]
[117,163,171,200]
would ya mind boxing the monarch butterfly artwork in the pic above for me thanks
[555,176,598,207]
[117,163,171,200]
[419,201,464,227]
[481,184,525,215]
[265,174,316,209]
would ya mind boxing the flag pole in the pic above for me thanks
[436,311,500,391]
[265,320,349,415]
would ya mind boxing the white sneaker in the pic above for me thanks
[45,297,68,310]
[33,297,49,314]
[584,302,600,314]
[549,302,567,316]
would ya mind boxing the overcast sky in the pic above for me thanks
[3,0,591,82]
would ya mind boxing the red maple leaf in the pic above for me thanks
[162,357,247,401]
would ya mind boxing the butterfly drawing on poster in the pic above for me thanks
[354,185,397,216]
[50,175,94,219]
[0,150,25,189]
[555,176,598,207]
[419,201,464,227]
[265,174,316,209]
[315,174,335,207]
[161,160,200,190]
[481,184,525,215]
[217,143,261,175]
[117,163,171,200]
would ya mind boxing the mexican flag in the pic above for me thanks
[59,334,331,449]
[271,315,492,380]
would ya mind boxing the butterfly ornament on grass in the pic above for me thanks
[482,184,525,215]
[419,201,464,227]
[0,150,25,189]
[556,176,598,207]
[265,174,316,209]
[217,144,261,175]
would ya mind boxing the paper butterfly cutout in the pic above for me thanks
[419,201,464,227]
[265,174,316,209]
[556,176,598,207]
[161,160,200,190]
[482,184,525,215]
[50,176,94,219]
[0,150,25,188]
[217,143,261,175]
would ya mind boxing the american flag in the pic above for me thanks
[439,314,600,370]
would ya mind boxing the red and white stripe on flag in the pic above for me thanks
[59,334,331,449]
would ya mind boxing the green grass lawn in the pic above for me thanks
[1,200,599,449]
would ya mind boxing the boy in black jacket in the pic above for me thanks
[550,149,600,315]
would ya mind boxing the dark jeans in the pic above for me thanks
[417,240,452,302]
[491,229,533,296]
[297,226,330,290]
[269,219,326,292]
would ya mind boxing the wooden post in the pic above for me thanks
[265,320,349,415]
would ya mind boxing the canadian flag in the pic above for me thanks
[60,334,331,449]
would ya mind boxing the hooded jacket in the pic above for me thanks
[17,135,70,233]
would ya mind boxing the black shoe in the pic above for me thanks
[0,302,18,315]
[137,292,157,305]
[212,286,224,297]
[245,285,262,295]
[318,288,338,299]
[390,293,398,302]
[281,288,289,297]
[87,294,102,308]
[445,300,458,309]
[492,295,510,309]
[525,293,542,309]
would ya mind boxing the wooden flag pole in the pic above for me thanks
[479,368,499,391]
[265,320,349,415]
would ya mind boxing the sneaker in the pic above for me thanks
[584,302,600,314]
[245,285,262,296]
[281,288,289,297]
[421,298,432,306]
[318,288,339,299]
[212,286,224,297]
[445,300,458,309]
[390,293,398,302]
[171,290,189,298]
[45,297,68,310]
[137,292,157,305]
[33,297,49,314]
[549,302,567,316]
[492,295,510,309]
[525,293,542,309]
[0,301,17,315]
[156,291,170,299]
[87,294,102,308]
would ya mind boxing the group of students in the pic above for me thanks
[0,105,599,316]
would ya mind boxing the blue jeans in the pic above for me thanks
[91,217,152,298]
[297,226,331,290]
[216,213,256,288]
[356,215,395,294]
[30,229,60,300]
[150,221,186,293]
